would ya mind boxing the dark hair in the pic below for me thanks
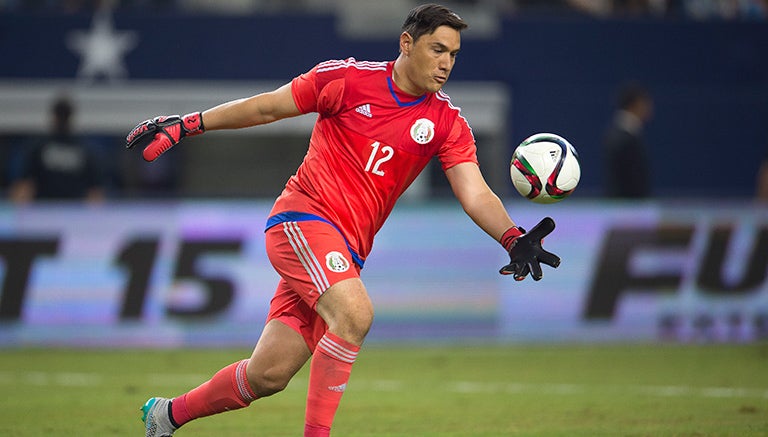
[402,3,468,42]
[617,82,651,110]
[52,95,73,122]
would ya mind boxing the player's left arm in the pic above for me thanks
[445,162,560,280]
[445,161,515,241]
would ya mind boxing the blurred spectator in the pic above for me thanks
[2,0,105,12]
[9,95,106,204]
[612,0,658,16]
[1,0,177,12]
[511,0,766,19]
[567,0,614,16]
[602,82,654,199]
[682,0,767,20]
[1,0,764,19]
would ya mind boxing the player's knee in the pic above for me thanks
[317,279,375,344]
[353,303,375,336]
[333,302,374,344]
[246,366,292,397]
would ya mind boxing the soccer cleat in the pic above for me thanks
[141,397,177,437]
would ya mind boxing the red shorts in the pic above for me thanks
[265,219,361,350]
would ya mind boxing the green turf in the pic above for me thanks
[0,343,766,436]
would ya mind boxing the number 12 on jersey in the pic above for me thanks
[365,141,394,176]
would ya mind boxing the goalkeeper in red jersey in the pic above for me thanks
[127,4,560,436]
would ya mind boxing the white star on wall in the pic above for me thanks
[67,9,138,83]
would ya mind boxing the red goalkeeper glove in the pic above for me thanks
[126,112,204,162]
[499,217,561,281]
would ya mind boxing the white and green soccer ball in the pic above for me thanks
[510,133,581,204]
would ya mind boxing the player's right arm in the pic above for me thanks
[201,83,301,130]
[126,82,301,162]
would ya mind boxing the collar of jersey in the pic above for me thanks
[387,77,427,107]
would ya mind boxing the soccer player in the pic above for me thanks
[127,4,561,436]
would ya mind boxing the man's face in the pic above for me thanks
[402,25,461,95]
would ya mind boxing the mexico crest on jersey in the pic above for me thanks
[325,251,350,273]
[410,118,435,145]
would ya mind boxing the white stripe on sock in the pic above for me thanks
[235,359,256,403]
[318,336,358,364]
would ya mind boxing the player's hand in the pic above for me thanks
[499,217,560,281]
[126,112,204,162]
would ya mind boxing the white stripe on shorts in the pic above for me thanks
[282,221,330,293]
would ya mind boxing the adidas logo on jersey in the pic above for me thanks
[355,104,372,118]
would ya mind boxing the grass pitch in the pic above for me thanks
[0,343,766,436]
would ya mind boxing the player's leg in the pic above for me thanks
[245,317,312,398]
[304,277,373,437]
[141,317,311,436]
[315,277,374,345]
[265,220,372,437]
[170,318,311,422]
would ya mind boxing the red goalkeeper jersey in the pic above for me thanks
[268,58,478,266]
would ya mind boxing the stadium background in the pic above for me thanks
[0,1,767,347]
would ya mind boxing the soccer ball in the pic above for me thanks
[510,133,580,204]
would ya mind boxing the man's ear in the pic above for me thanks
[399,31,413,55]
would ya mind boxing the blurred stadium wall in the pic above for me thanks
[0,8,766,198]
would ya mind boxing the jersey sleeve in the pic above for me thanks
[437,115,478,171]
[291,60,348,116]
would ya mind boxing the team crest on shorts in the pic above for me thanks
[410,118,435,145]
[325,251,350,273]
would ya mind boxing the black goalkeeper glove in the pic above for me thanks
[499,217,561,281]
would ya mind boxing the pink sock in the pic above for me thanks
[305,332,360,436]
[171,359,257,426]
[305,423,331,437]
